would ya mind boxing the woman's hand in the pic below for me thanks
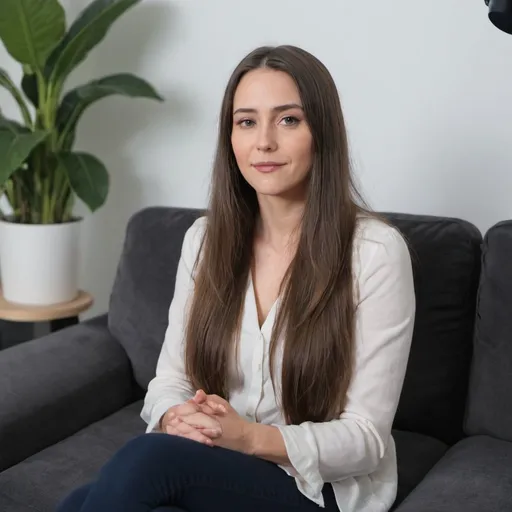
[160,391,225,446]
[188,390,255,455]
[174,391,290,465]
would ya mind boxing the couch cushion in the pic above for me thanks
[391,429,448,510]
[465,220,512,442]
[383,213,482,445]
[0,400,146,512]
[109,207,204,390]
[394,435,512,512]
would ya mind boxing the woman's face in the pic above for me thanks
[231,68,313,200]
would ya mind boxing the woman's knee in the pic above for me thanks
[122,432,198,458]
[93,434,210,502]
[101,433,202,478]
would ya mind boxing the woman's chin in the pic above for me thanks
[254,185,308,201]
[244,173,308,200]
[253,185,291,198]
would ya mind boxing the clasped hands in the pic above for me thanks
[160,390,254,455]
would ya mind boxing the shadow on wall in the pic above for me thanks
[71,0,191,317]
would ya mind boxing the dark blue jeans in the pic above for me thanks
[56,433,339,512]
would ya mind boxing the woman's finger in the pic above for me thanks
[171,416,214,446]
[195,427,222,439]
[192,394,215,414]
[165,424,179,436]
[167,421,213,446]
[175,401,201,416]
[207,394,227,404]
[205,399,227,414]
[193,390,227,415]
[179,412,221,430]
[160,403,199,431]
[193,389,208,403]
[196,403,216,415]
[162,403,199,430]
[188,391,227,418]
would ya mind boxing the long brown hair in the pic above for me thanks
[185,45,372,424]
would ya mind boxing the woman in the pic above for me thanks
[57,44,415,512]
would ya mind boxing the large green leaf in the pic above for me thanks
[56,73,163,138]
[58,151,109,212]
[46,0,140,87]
[0,118,48,185]
[0,0,66,69]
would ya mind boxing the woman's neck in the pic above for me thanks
[256,195,304,253]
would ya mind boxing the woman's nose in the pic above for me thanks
[256,124,277,152]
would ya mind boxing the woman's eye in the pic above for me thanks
[238,119,255,128]
[281,116,299,126]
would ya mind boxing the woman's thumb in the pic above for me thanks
[193,389,207,403]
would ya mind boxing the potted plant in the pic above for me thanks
[0,0,162,306]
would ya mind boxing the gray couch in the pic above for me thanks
[0,206,510,512]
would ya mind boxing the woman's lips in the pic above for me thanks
[252,163,285,173]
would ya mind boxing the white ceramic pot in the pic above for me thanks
[0,218,82,306]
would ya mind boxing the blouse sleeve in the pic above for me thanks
[274,226,416,506]
[140,217,206,433]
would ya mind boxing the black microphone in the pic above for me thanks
[486,0,512,34]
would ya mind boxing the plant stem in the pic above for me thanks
[34,70,52,224]
[36,71,48,128]
[16,178,24,222]
[12,89,33,129]
[0,187,5,221]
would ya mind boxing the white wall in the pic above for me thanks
[1,0,511,318]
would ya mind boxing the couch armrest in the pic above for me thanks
[0,314,134,471]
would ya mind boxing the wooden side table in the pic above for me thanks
[0,289,94,350]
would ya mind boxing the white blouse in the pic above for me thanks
[141,215,416,512]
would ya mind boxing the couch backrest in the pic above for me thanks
[465,220,512,442]
[109,207,482,446]
[109,207,204,390]
[384,213,482,445]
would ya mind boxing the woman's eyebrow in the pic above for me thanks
[233,103,304,115]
